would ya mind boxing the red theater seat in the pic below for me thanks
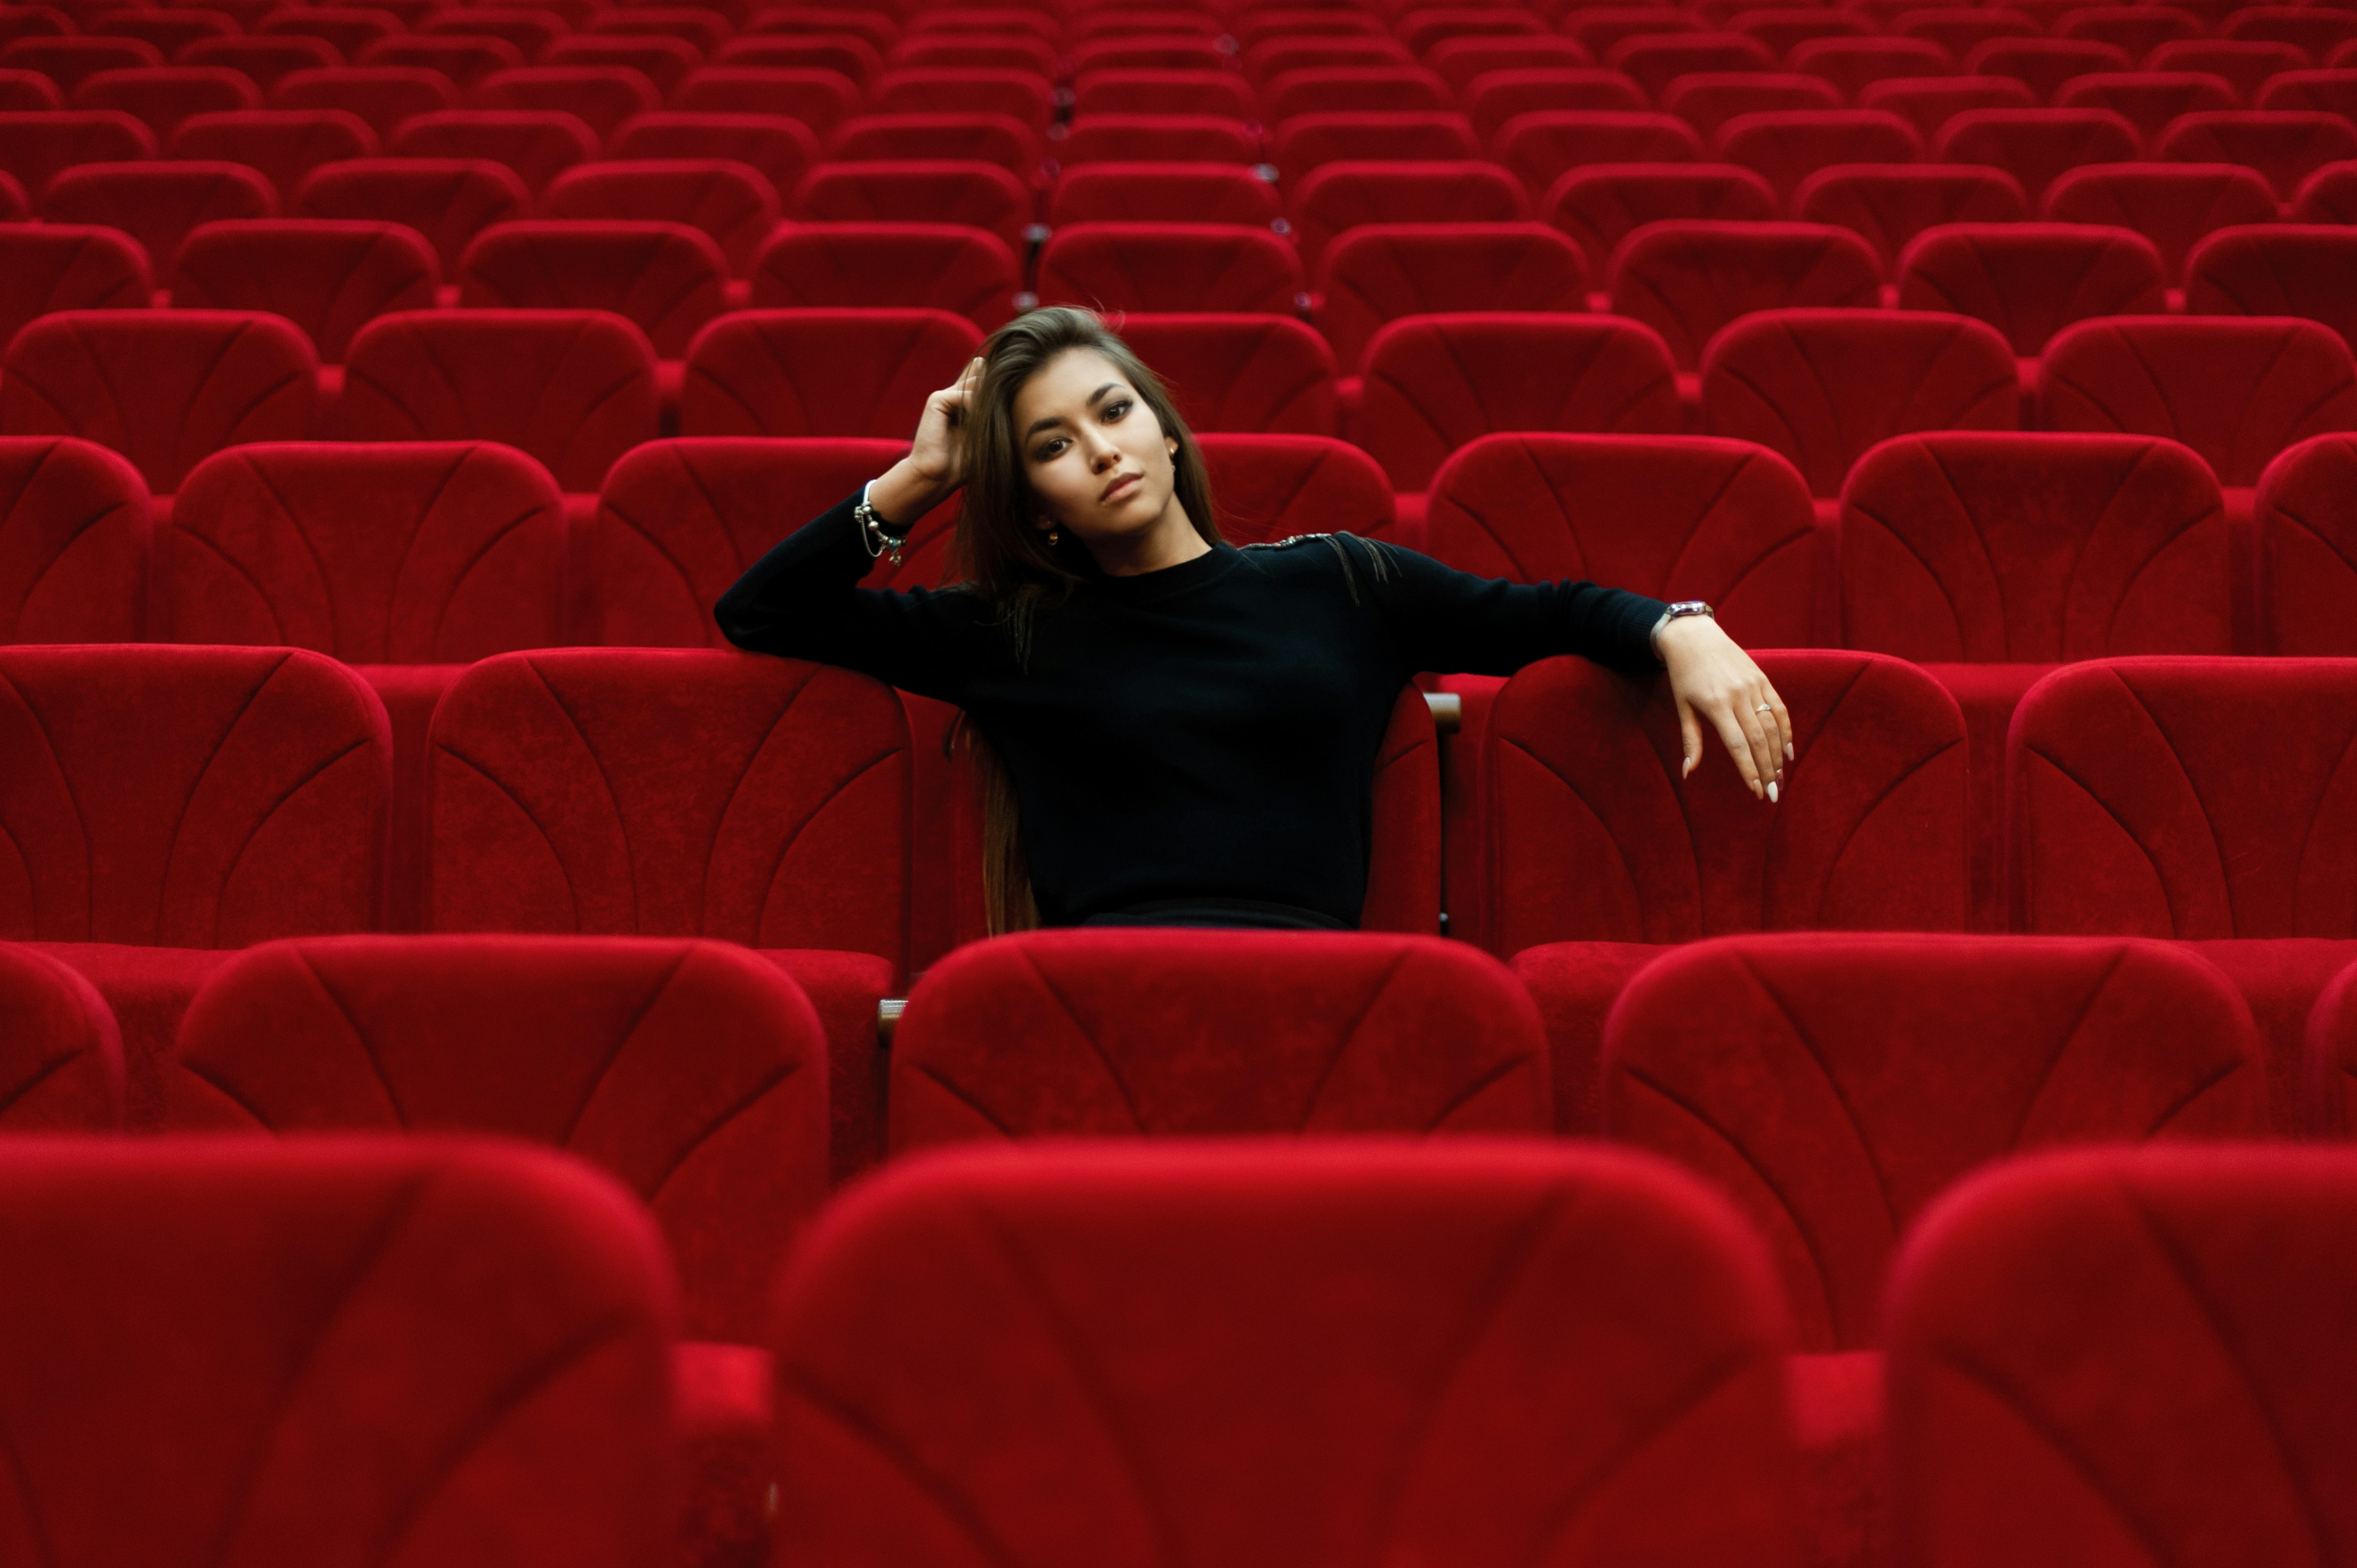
[824,112,1042,177]
[0,224,148,357]
[1887,1147,2357,1568]
[0,434,147,644]
[606,111,819,196]
[294,159,529,276]
[888,931,1549,1152]
[2307,961,2357,1132]
[0,70,57,113]
[184,36,340,94]
[1793,38,1958,101]
[888,35,1056,78]
[1899,7,2045,59]
[1602,935,2264,1349]
[1263,64,1454,121]
[0,942,120,1129]
[2054,69,2239,144]
[1898,221,2168,358]
[679,307,983,439]
[2188,224,2357,353]
[865,67,1056,135]
[1037,221,1304,315]
[0,1139,674,1567]
[1542,162,1779,274]
[1568,6,1704,56]
[2297,156,2357,218]
[546,36,703,96]
[1607,220,1883,374]
[1738,7,1877,54]
[2157,107,2357,200]
[771,1143,1805,1568]
[1481,649,1968,955]
[1273,110,1482,178]
[388,108,600,195]
[335,309,659,493]
[2258,432,2357,654]
[361,35,526,93]
[2149,38,2310,101]
[1861,76,2042,142]
[271,66,459,145]
[2259,66,2357,120]
[1046,161,1280,232]
[543,159,781,276]
[803,158,1035,253]
[1968,36,2135,99]
[2225,3,2357,56]
[172,219,436,363]
[1795,164,2030,274]
[2044,161,2281,283]
[1286,159,1528,274]
[1496,110,1706,195]
[1196,432,1395,543]
[1068,67,1256,122]
[165,108,378,204]
[1935,106,2142,201]
[2059,7,2204,57]
[40,159,274,289]
[0,310,314,500]
[1713,109,1927,202]
[472,65,662,141]
[1113,313,1340,436]
[1055,112,1258,166]
[1247,35,1411,82]
[1314,222,1586,374]
[1353,312,1682,494]
[1661,74,1842,141]
[675,66,860,133]
[258,9,399,59]
[1607,32,1777,100]
[459,219,729,359]
[1462,68,1646,144]
[0,37,162,95]
[70,64,257,140]
[716,34,881,85]
[171,934,829,1344]
[750,221,1020,327]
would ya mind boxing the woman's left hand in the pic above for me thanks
[1656,616,1793,802]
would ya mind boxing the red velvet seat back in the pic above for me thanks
[1898,221,2168,356]
[1355,312,1682,492]
[1496,111,1706,195]
[1860,78,2038,144]
[459,218,730,357]
[2186,224,2357,355]
[163,440,568,661]
[1933,107,2142,202]
[0,1138,673,1567]
[1046,159,1279,231]
[1263,63,1453,121]
[387,108,599,195]
[1058,112,1259,166]
[0,942,121,1129]
[172,217,436,363]
[1423,434,1824,647]
[676,67,860,134]
[1114,313,1339,436]
[0,434,146,644]
[1607,220,1882,371]
[772,1142,1805,1568]
[1285,158,1527,272]
[1713,108,1926,201]
[2157,107,2357,201]
[334,308,659,493]
[1606,934,2265,1351]
[1795,37,1957,100]
[271,65,456,143]
[171,934,828,1341]
[1662,74,1842,141]
[679,306,981,441]
[1272,111,1482,180]
[1701,308,2020,499]
[472,64,662,141]
[2258,434,2357,655]
[1794,164,2029,276]
[39,158,275,287]
[0,109,153,200]
[866,67,1056,133]
[0,308,313,497]
[2039,315,2357,488]
[426,648,911,969]
[2043,161,2279,282]
[825,111,1043,175]
[1038,221,1305,316]
[70,63,256,140]
[1887,1147,2357,1568]
[1485,649,1968,954]
[1841,431,2230,660]
[2054,70,2238,143]
[0,643,389,944]
[294,155,530,275]
[2010,657,2357,937]
[606,111,819,199]
[0,223,148,353]
[1197,434,1395,545]
[1542,162,1779,274]
[1313,221,1586,373]
[802,158,1035,253]
[889,930,1548,1150]
[2306,959,2357,1134]
[748,220,1021,327]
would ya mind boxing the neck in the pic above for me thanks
[1087,499,1212,578]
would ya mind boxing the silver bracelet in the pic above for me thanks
[854,481,908,566]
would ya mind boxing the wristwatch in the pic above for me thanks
[1650,600,1714,664]
[854,481,908,566]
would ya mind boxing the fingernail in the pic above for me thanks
[1767,780,1779,804]
[1786,743,1795,762]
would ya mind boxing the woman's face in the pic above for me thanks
[1011,347,1183,546]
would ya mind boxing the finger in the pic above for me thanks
[1677,694,1703,780]
[1764,681,1793,765]
[1740,693,1780,801]
[1709,704,1763,797]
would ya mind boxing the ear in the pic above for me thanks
[1166,436,1178,456]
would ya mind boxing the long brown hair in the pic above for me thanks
[947,306,1224,931]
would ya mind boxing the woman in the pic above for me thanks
[716,306,1792,934]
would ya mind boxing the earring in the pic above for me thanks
[1047,528,1061,546]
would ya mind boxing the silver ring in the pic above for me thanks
[1754,704,1774,713]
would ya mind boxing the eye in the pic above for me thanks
[1104,398,1132,421]
[1033,436,1068,462]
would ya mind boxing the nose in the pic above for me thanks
[1081,426,1119,469]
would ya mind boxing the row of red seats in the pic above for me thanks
[4,1131,2344,1568]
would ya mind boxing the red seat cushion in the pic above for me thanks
[1037,220,1305,316]
[1608,220,1882,372]
[679,306,983,440]
[294,154,529,275]
[1795,164,2030,275]
[2186,224,2357,355]
[0,940,121,1129]
[1113,313,1340,436]
[174,218,436,362]
[750,220,1021,327]
[798,157,1035,253]
[1898,221,2169,355]
[1286,158,1528,272]
[39,158,274,288]
[0,223,148,366]
[2043,160,2280,282]
[543,159,782,276]
[1313,221,1586,373]
[1195,432,1394,544]
[459,219,729,358]
[2256,432,2357,654]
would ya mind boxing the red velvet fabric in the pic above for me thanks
[0,109,154,200]
[334,308,660,493]
[1287,159,1529,272]
[1608,221,1884,373]
[387,108,599,195]
[2304,958,2357,1135]
[2043,161,2279,284]
[162,439,569,660]
[173,218,437,363]
[185,38,341,93]
[889,929,1546,1150]
[1114,313,1339,436]
[2226,4,2357,53]
[2008,657,2357,938]
[1701,309,2020,499]
[1898,10,2043,59]
[548,37,702,97]
[459,219,729,358]
[1932,107,2143,201]
[1483,649,1969,955]
[472,64,661,141]
[748,220,1021,327]
[0,434,147,644]
[1886,1146,2357,1568]
[825,111,1043,175]
[1859,77,2038,143]
[679,307,983,440]
[1897,222,2168,357]
[2054,72,2239,145]
[0,940,121,1129]
[1793,164,2029,276]
[1068,70,1259,122]
[2188,937,2357,1132]
[294,154,530,275]
[40,158,274,288]
[867,67,1055,132]
[1609,30,1777,98]
[1313,221,1586,373]
[675,67,860,135]
[276,70,461,139]
[800,158,1033,253]
[169,933,827,1342]
[1195,432,1395,545]
[2258,433,2357,655]
[1462,69,1646,147]
[0,1137,675,1567]
[2262,67,2357,120]
[2168,40,2325,99]
[1353,312,1682,493]
[1714,109,1926,202]
[425,648,911,971]
[1604,933,2266,1351]
[1662,75,1842,141]
[70,63,255,139]
[1541,161,1779,274]
[1037,221,1305,316]
[2187,224,2357,355]
[1968,36,2131,96]
[2039,315,2357,488]
[606,112,819,199]
[771,1142,1806,1568]
[1046,159,1279,232]
[1507,939,1664,1132]
[1795,38,1958,101]
[1496,111,1707,196]
[1272,111,1483,180]
[1263,62,1452,121]
[2157,107,2357,200]
[1,38,159,95]
[1058,112,1260,166]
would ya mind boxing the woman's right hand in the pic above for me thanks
[873,356,983,524]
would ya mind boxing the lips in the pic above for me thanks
[1100,472,1140,504]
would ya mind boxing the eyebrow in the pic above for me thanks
[1023,382,1125,441]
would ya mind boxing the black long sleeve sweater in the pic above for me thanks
[713,493,1669,929]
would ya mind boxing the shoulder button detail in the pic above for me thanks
[1242,532,1334,550]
